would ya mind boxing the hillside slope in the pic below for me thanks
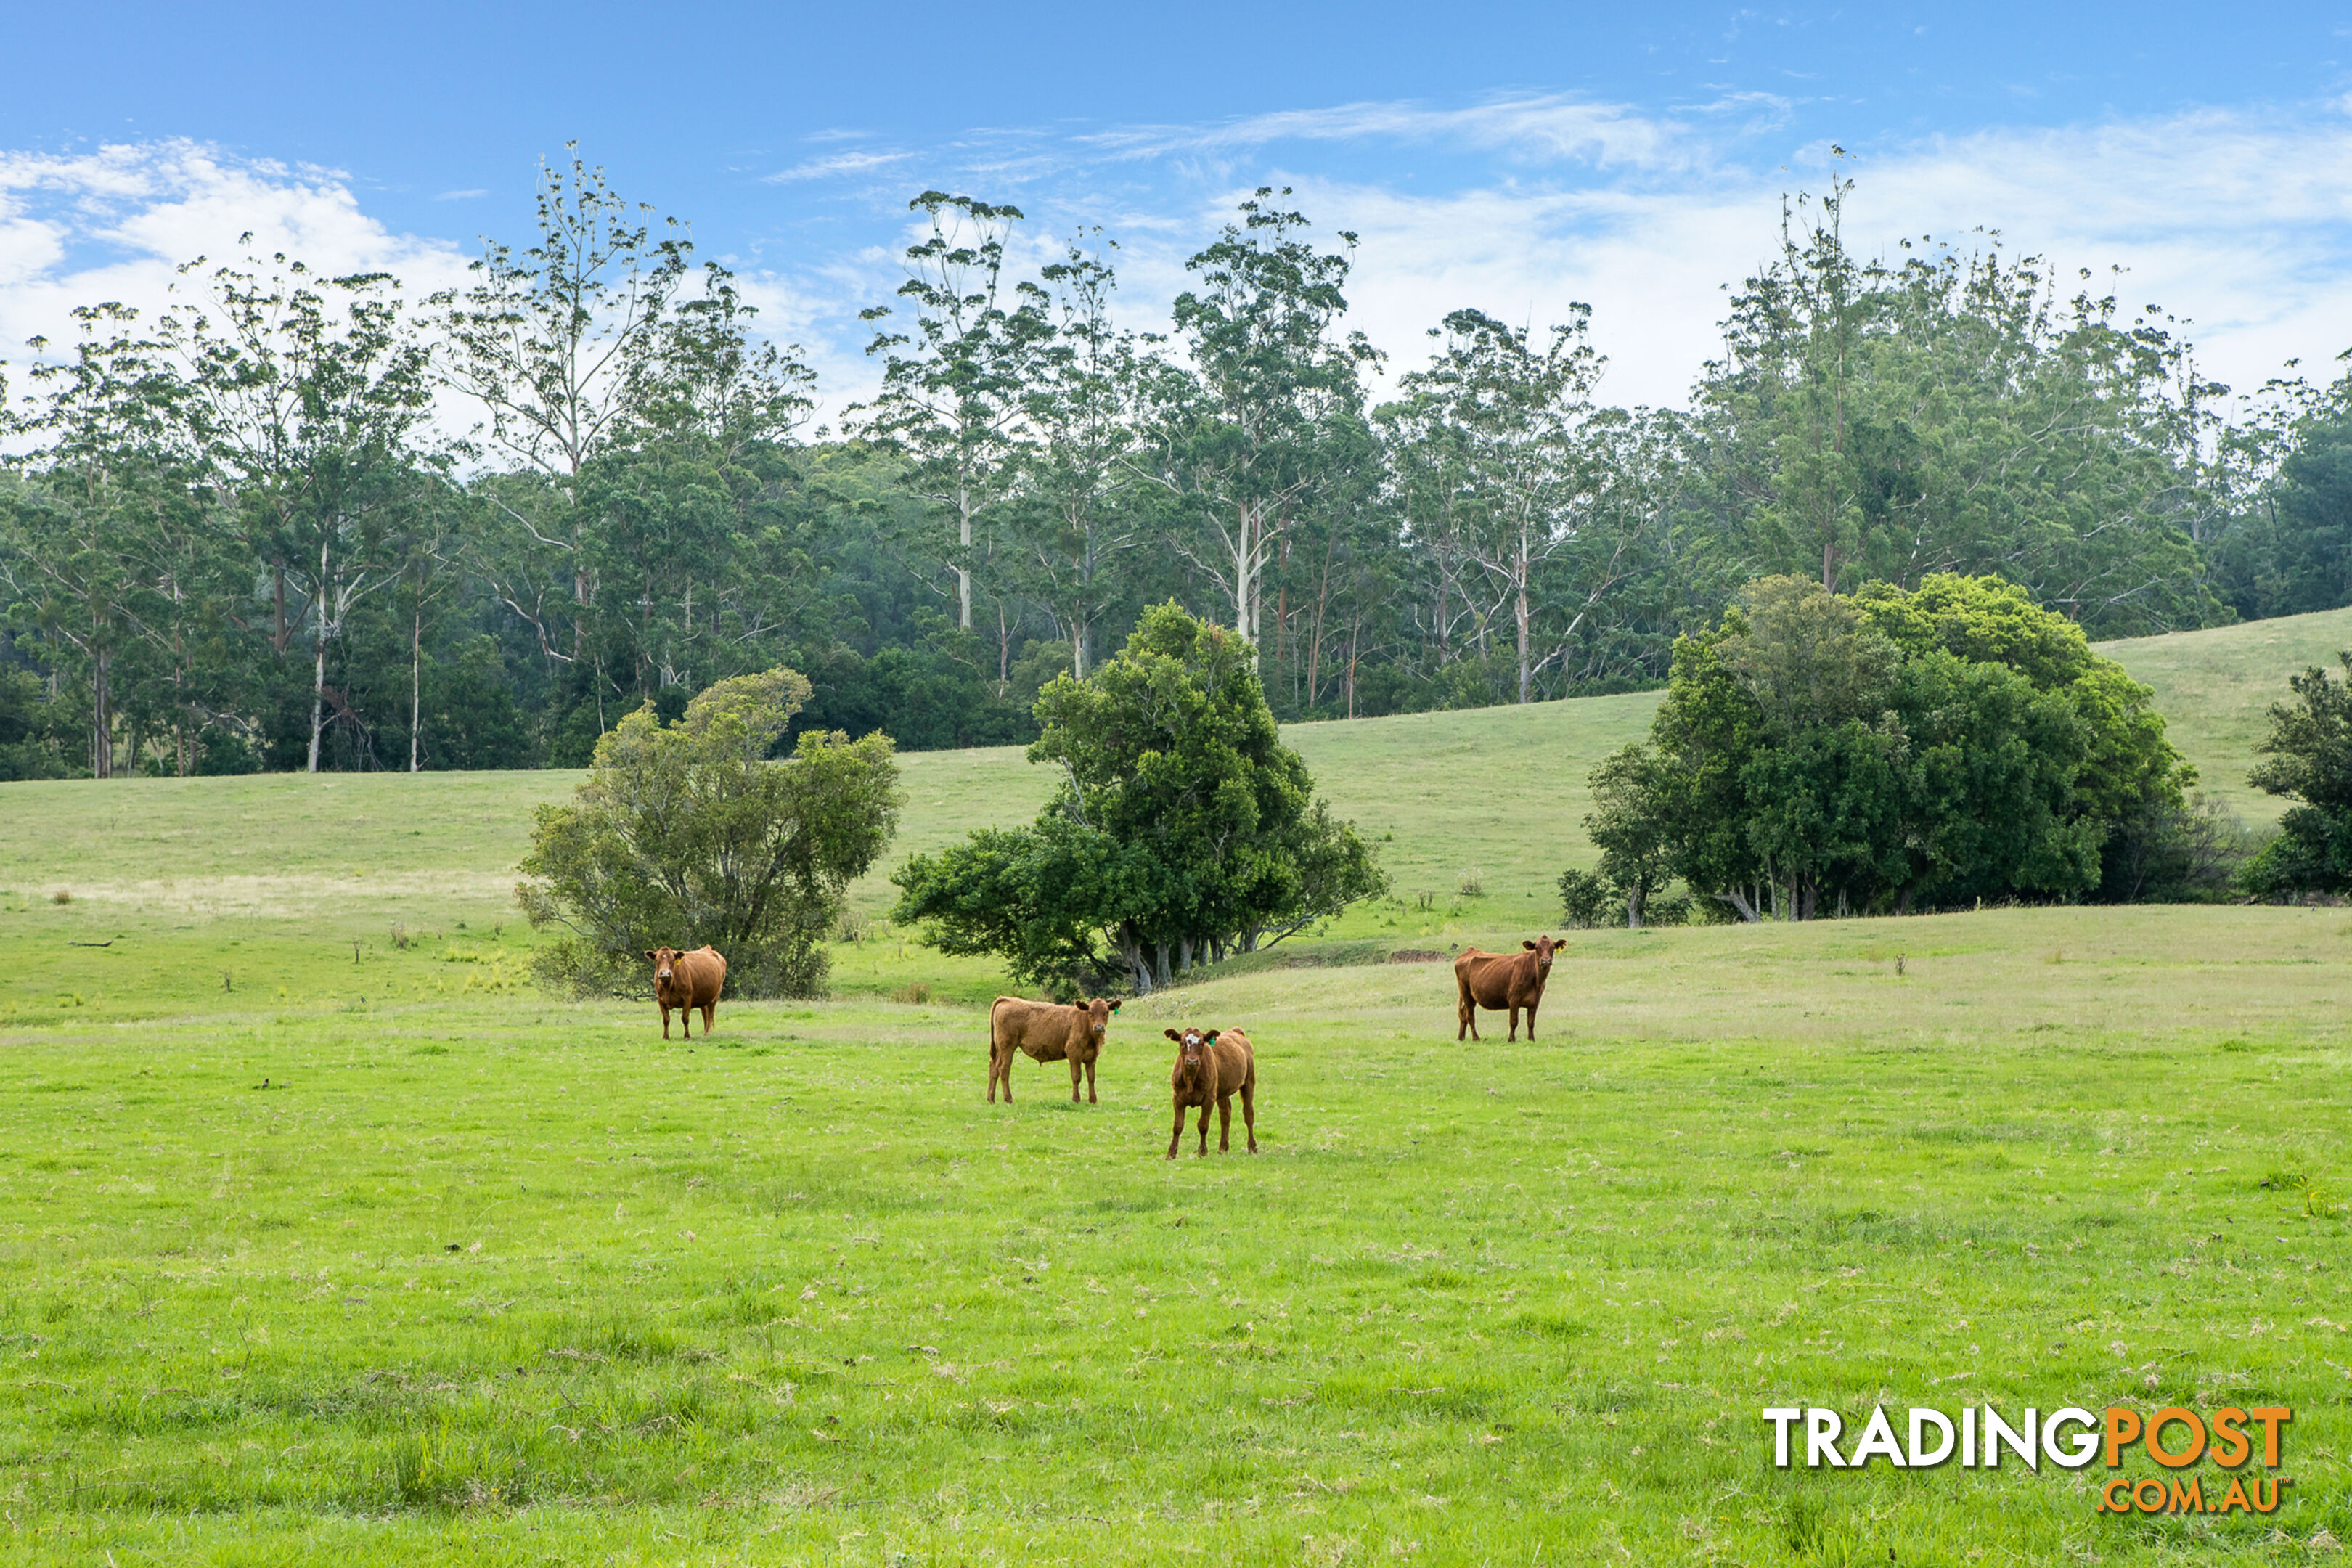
[5,601,2348,942]
[2097,603,2352,821]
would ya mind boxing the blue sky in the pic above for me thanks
[4,2,2349,415]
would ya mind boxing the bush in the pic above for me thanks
[1557,869,1611,928]
[518,669,902,998]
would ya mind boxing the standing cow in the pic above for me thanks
[1453,936,1561,1041]
[988,996,1119,1103]
[645,945,727,1040]
[1164,1024,1257,1159]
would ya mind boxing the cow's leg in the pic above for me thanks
[1069,1055,1083,1103]
[701,1000,716,1037]
[1456,983,1471,1041]
[1240,1080,1257,1153]
[1084,1058,1097,1104]
[1196,1103,1212,1156]
[660,1003,672,1040]
[1167,1101,1186,1160]
[1524,1000,1538,1041]
[1216,1092,1233,1152]
[1507,1003,1519,1042]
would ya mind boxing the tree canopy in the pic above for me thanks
[891,603,1385,994]
[1586,573,2193,920]
[518,667,901,997]
[4,158,2340,787]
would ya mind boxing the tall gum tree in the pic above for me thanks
[432,149,690,682]
[854,192,1050,649]
[164,253,439,772]
[1142,189,1378,646]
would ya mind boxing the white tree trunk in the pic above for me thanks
[409,608,422,772]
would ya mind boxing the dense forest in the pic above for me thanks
[2,158,2348,780]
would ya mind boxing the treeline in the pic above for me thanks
[3,160,2349,780]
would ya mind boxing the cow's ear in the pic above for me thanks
[1108,1000,1121,1013]
[1206,1030,1220,1042]
[1164,1029,1181,1041]
[1523,939,1538,950]
[644,950,656,961]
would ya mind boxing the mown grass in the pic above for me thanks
[2,902,2348,1564]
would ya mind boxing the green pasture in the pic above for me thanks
[2093,601,2352,824]
[4,608,2352,1563]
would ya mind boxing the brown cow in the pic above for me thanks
[988,996,1119,1103]
[645,945,727,1040]
[1454,936,1561,1042]
[1164,1025,1257,1159]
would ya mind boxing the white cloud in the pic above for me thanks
[0,140,474,373]
[5,103,2351,439]
[764,149,916,184]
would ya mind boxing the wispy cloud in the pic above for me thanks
[5,98,2351,427]
[1077,94,1718,174]
[764,149,916,184]
[433,188,488,201]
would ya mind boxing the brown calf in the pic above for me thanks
[988,996,1119,1103]
[1164,1025,1257,1159]
[645,945,727,1040]
[1453,936,1561,1041]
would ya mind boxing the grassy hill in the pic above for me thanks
[2098,602,2352,821]
[0,599,2343,976]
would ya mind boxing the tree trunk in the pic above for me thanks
[1626,884,1645,931]
[957,483,973,631]
[409,608,423,773]
[1516,532,1533,704]
[91,645,112,780]
[1118,928,1153,996]
[308,538,330,773]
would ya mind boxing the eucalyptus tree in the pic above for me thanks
[1139,189,1378,645]
[1697,173,2224,634]
[165,253,439,771]
[583,264,819,707]
[1018,236,1143,679]
[1379,307,1624,703]
[855,192,1051,640]
[1,303,237,777]
[433,147,691,671]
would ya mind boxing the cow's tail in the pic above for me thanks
[987,996,1009,1057]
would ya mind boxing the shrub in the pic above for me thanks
[1557,869,1611,928]
[518,669,902,998]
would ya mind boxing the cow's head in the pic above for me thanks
[644,946,684,984]
[1079,997,1119,1037]
[1521,934,1561,969]
[1164,1025,1220,1066]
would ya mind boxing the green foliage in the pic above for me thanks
[893,603,1385,992]
[518,669,901,997]
[1555,867,1611,928]
[1601,574,2194,918]
[0,167,2300,775]
[0,664,71,780]
[2241,653,2352,897]
[1691,176,2226,637]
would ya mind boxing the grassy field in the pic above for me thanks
[1,902,2347,1564]
[4,608,2352,1563]
[2097,603,2352,824]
